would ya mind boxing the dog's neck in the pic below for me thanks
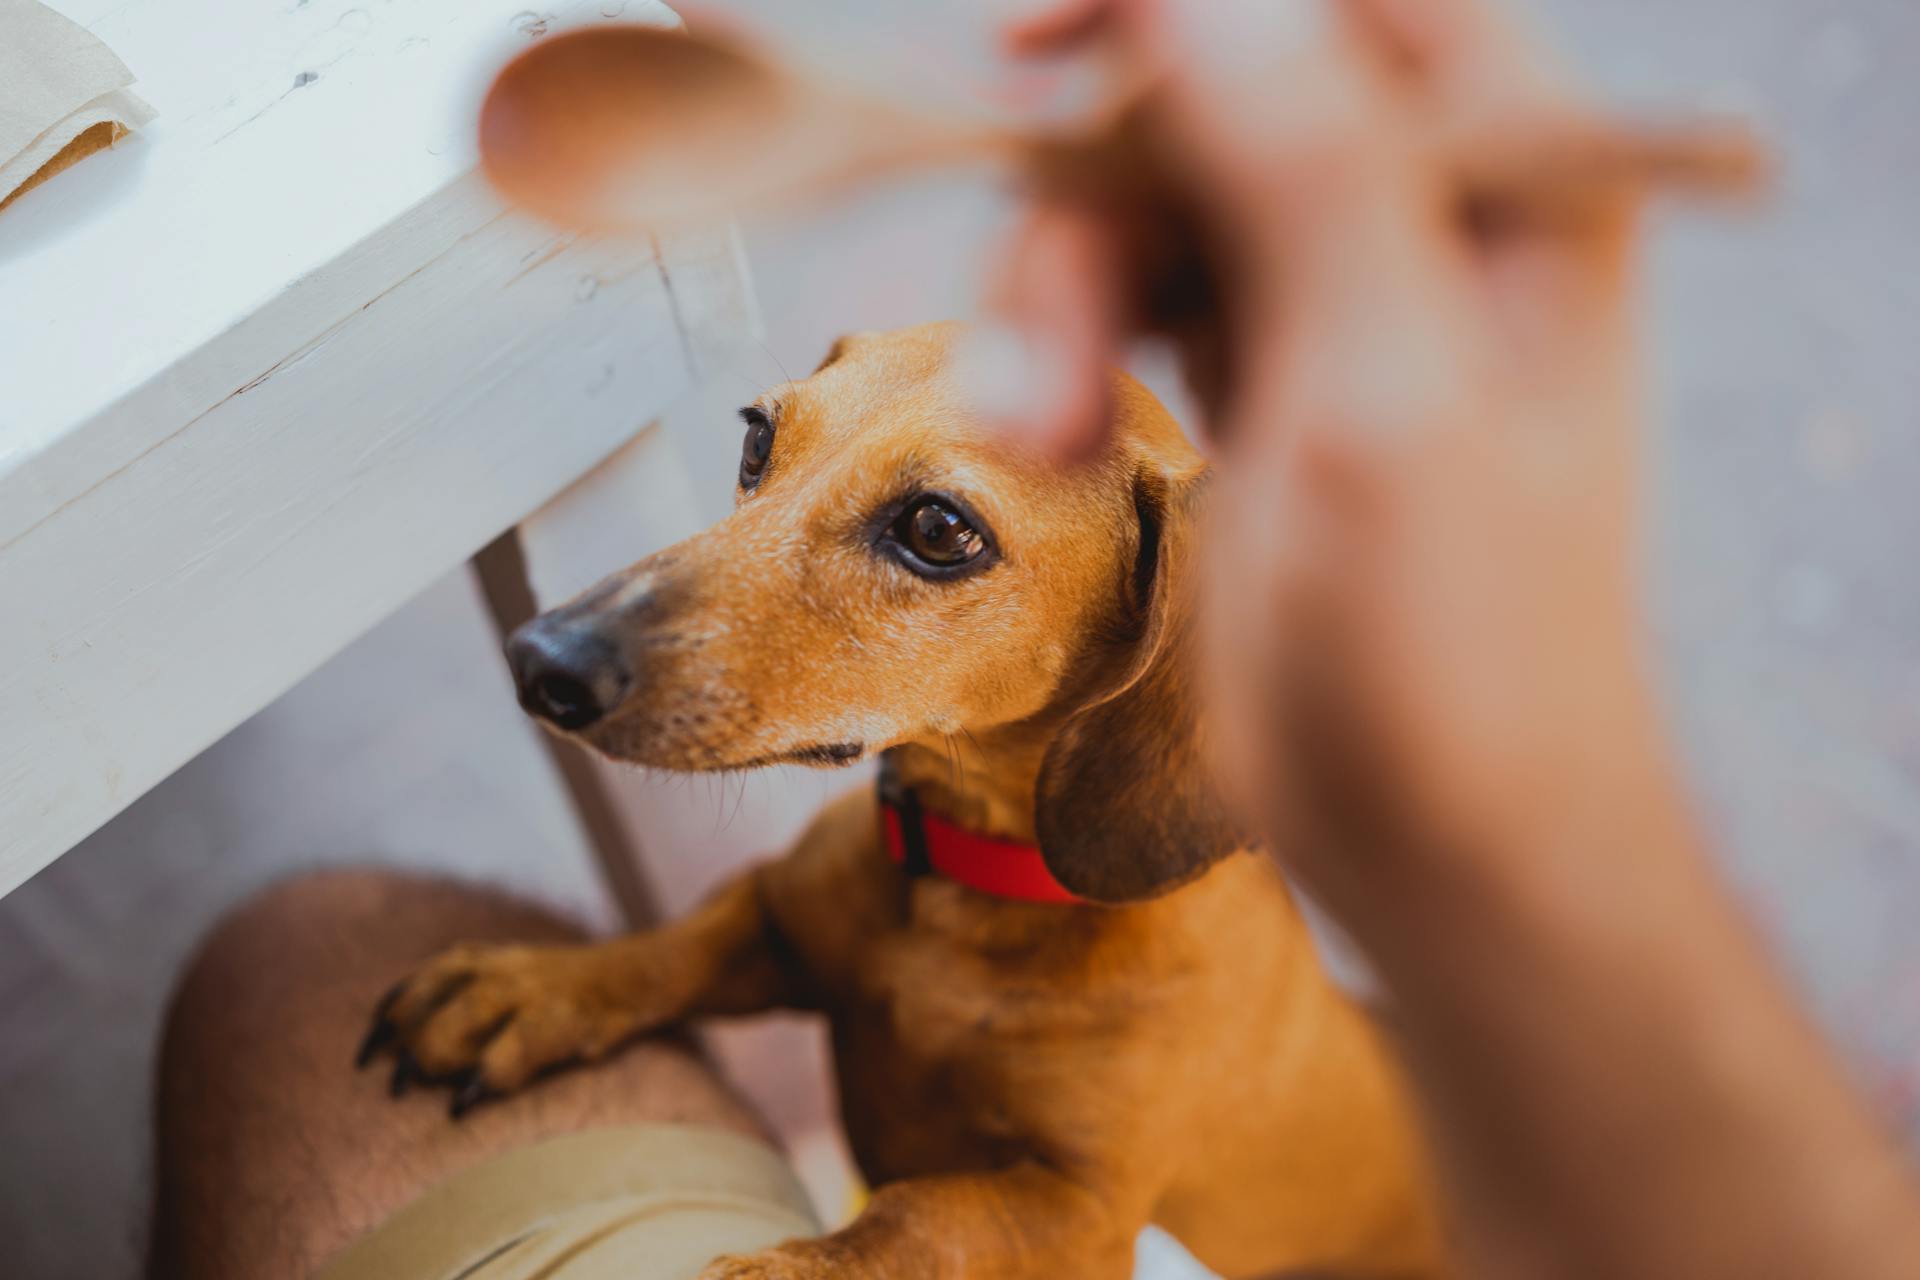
[887,721,1055,844]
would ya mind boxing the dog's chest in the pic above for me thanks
[860,935,1044,1058]
[854,881,1120,1042]
[820,883,1167,1173]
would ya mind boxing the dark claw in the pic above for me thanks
[355,981,407,1068]
[449,1073,488,1120]
[390,1052,417,1099]
[355,1018,395,1069]
[474,1010,516,1051]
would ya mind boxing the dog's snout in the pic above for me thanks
[505,614,632,731]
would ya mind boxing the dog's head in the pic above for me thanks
[509,323,1239,899]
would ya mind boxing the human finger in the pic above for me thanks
[999,0,1123,58]
[965,200,1123,459]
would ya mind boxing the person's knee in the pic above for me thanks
[166,870,416,1058]
[165,869,582,1061]
[151,873,775,1280]
[217,867,440,937]
[186,869,421,976]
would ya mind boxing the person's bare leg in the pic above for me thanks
[148,869,770,1280]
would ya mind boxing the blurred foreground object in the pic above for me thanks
[978,3,1920,1279]
[478,23,1765,234]
[0,0,153,210]
[476,20,1762,417]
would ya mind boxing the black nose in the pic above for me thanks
[505,614,632,731]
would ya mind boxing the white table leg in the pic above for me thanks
[469,416,718,930]
[471,525,662,929]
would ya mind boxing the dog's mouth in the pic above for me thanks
[561,678,870,772]
[733,741,867,770]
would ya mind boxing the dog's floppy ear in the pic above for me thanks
[1034,459,1245,903]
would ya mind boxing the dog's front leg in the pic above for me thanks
[360,869,797,1109]
[702,1163,1141,1280]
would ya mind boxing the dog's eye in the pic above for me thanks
[738,407,774,490]
[887,497,990,574]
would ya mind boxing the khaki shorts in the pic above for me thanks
[317,1125,821,1280]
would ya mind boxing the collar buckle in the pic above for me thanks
[878,752,932,879]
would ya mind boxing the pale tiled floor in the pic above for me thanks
[7,3,1920,1277]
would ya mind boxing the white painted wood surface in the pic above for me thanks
[0,0,685,455]
[0,0,758,896]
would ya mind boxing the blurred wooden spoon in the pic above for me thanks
[479,25,1046,234]
[479,21,1766,426]
[479,24,1764,237]
[479,23,1765,419]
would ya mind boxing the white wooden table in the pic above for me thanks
[0,0,755,905]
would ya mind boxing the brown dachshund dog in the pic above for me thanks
[361,323,1447,1278]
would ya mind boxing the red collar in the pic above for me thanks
[879,771,1086,905]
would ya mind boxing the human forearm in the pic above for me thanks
[1351,763,1920,1279]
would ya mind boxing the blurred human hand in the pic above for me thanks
[990,0,1678,922]
[991,14,1920,1279]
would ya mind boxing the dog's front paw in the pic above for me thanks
[698,1245,838,1280]
[355,941,638,1115]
